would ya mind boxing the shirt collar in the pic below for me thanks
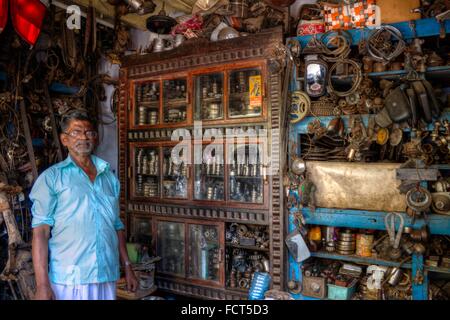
[55,154,110,174]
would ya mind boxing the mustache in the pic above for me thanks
[74,141,95,153]
[75,141,94,147]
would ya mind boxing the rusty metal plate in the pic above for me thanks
[306,161,406,212]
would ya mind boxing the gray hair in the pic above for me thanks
[60,109,92,133]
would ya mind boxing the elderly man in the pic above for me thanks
[30,110,138,300]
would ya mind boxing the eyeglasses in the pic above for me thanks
[64,130,98,139]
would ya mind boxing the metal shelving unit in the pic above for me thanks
[287,17,450,301]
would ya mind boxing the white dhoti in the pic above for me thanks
[51,281,116,300]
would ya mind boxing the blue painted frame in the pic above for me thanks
[286,17,450,300]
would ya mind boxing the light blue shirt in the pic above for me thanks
[29,155,124,285]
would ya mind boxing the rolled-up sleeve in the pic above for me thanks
[113,176,125,231]
[30,170,57,228]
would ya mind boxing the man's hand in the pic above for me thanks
[34,285,55,300]
[125,266,138,292]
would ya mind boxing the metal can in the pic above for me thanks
[356,233,374,257]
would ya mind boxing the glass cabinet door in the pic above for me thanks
[228,68,263,118]
[156,221,185,276]
[162,147,188,199]
[134,146,160,198]
[163,78,187,124]
[194,144,224,201]
[194,73,224,121]
[135,81,160,126]
[130,216,152,245]
[228,143,264,204]
[188,224,220,282]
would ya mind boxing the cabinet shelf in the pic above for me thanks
[201,96,223,103]
[310,251,412,269]
[232,175,262,180]
[165,99,187,108]
[225,242,269,252]
[138,101,159,106]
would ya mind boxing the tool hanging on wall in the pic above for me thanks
[84,1,97,58]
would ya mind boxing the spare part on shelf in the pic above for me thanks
[319,30,352,60]
[336,229,356,255]
[327,59,362,97]
[384,212,404,260]
[289,91,310,124]
[367,26,406,62]
[384,86,412,123]
[290,157,306,176]
[406,186,432,212]
[431,193,450,215]
[304,55,328,98]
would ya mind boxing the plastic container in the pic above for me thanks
[327,279,358,300]
[248,272,271,300]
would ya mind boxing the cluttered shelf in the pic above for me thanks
[292,110,450,134]
[310,251,413,269]
[426,265,450,274]
[291,17,450,47]
[296,65,450,82]
[300,207,450,236]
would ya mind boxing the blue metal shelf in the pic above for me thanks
[310,251,412,269]
[287,17,450,300]
[302,208,450,236]
[0,71,6,82]
[292,18,450,47]
[293,110,450,134]
[296,65,450,82]
[426,266,450,274]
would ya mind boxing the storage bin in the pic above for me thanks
[327,279,358,300]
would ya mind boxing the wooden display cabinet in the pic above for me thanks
[119,27,285,299]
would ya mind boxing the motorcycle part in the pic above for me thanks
[367,26,405,62]
[376,128,389,145]
[422,79,442,117]
[289,91,310,124]
[304,55,328,98]
[411,81,432,124]
[384,86,411,123]
[10,0,46,46]
[431,192,450,215]
[290,157,306,176]
[0,0,7,34]
[385,212,404,250]
[406,88,418,127]
[389,128,403,146]
[406,186,432,212]
[375,107,393,128]
[327,59,362,97]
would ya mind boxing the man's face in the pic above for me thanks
[60,120,98,156]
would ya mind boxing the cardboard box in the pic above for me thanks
[377,0,421,24]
